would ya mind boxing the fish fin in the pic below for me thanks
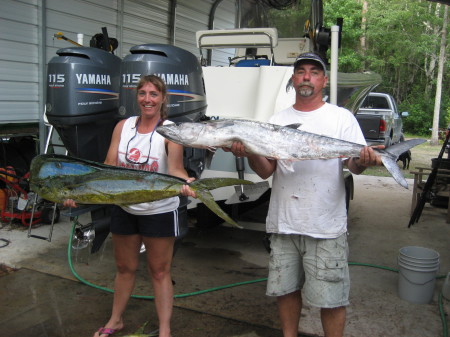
[189,178,254,228]
[383,138,426,159]
[214,120,235,129]
[133,321,149,334]
[285,78,293,92]
[285,123,302,129]
[205,150,215,169]
[278,160,295,172]
[376,138,426,189]
[194,188,243,228]
[193,177,253,190]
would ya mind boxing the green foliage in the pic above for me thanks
[446,105,450,127]
[322,0,449,137]
[323,0,364,72]
[268,0,448,136]
[362,0,433,98]
[401,102,434,136]
[400,89,449,136]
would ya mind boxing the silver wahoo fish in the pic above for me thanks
[156,119,426,189]
[29,154,254,228]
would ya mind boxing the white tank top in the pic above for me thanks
[117,116,179,215]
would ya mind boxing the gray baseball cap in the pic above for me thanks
[293,52,327,72]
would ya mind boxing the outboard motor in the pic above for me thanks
[119,44,207,178]
[46,47,121,162]
[46,47,121,253]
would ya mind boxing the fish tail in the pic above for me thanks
[384,138,426,158]
[380,154,408,189]
[378,138,426,189]
[194,188,243,229]
[205,150,215,169]
[189,177,253,228]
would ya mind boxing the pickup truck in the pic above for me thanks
[355,92,409,147]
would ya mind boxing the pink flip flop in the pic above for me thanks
[97,327,119,336]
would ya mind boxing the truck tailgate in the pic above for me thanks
[356,114,382,139]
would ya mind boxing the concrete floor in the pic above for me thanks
[0,175,449,337]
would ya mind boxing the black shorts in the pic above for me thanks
[110,205,181,237]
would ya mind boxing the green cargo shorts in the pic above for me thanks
[266,233,350,308]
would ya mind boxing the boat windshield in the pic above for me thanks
[239,0,311,39]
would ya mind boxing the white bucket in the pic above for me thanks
[397,246,440,304]
[398,256,439,269]
[399,246,440,264]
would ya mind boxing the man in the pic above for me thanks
[227,52,382,337]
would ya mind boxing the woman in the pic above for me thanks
[67,75,195,337]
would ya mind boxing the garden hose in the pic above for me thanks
[68,222,448,337]
[67,221,266,299]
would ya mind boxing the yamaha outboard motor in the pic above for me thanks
[46,47,121,253]
[119,44,207,179]
[46,47,121,162]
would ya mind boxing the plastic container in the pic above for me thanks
[397,246,440,304]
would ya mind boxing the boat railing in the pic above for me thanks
[196,28,313,67]
[196,28,278,66]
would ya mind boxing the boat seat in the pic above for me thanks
[235,59,271,67]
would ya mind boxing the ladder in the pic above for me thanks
[27,114,66,242]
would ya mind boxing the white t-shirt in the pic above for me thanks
[117,116,179,215]
[266,103,366,238]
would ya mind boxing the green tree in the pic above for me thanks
[323,0,365,72]
[323,0,449,137]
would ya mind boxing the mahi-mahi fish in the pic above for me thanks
[156,119,426,189]
[29,154,254,228]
